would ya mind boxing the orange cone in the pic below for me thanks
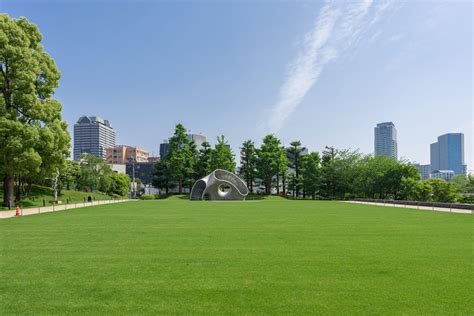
[15,206,21,217]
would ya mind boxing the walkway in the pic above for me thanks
[343,200,472,215]
[0,199,134,219]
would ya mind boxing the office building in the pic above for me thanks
[126,162,156,185]
[74,116,115,160]
[159,142,169,160]
[106,145,150,164]
[430,170,455,182]
[414,164,431,181]
[374,122,398,160]
[430,133,465,175]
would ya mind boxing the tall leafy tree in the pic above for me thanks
[107,173,131,197]
[320,147,338,199]
[301,152,321,199]
[59,160,81,191]
[186,140,198,192]
[239,140,257,192]
[425,178,459,203]
[275,146,288,195]
[210,135,236,172]
[256,135,282,194]
[195,141,212,179]
[165,124,194,194]
[287,141,305,197]
[152,159,175,194]
[399,177,432,201]
[0,14,70,206]
[77,154,112,193]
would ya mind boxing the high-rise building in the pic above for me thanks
[414,164,431,180]
[374,122,398,160]
[106,145,150,164]
[73,116,115,160]
[430,133,465,175]
[159,142,169,160]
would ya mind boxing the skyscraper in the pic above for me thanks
[73,116,116,161]
[374,122,398,160]
[430,133,465,175]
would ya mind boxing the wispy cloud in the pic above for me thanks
[267,0,397,133]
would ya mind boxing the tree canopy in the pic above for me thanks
[0,14,70,206]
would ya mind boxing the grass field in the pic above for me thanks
[0,185,112,211]
[0,197,472,314]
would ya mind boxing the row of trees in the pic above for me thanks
[154,124,470,203]
[153,124,235,193]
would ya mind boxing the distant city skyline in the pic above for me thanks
[3,1,472,169]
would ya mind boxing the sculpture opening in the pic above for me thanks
[190,169,249,201]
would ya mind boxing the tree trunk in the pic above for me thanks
[3,173,14,207]
[276,174,280,194]
[178,178,183,194]
[15,175,23,203]
[282,174,286,195]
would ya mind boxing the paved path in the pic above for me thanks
[0,199,134,219]
[343,201,472,215]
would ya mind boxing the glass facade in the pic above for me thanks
[430,133,464,175]
[374,122,398,160]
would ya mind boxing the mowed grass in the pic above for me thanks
[0,198,472,314]
[0,185,112,211]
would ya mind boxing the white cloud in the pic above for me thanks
[267,0,398,133]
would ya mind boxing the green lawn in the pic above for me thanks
[0,198,472,314]
[0,185,112,210]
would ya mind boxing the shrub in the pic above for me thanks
[139,194,155,200]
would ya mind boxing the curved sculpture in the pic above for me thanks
[190,169,249,200]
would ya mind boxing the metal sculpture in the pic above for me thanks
[190,169,249,200]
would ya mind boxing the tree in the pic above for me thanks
[59,160,81,191]
[152,160,174,194]
[107,173,131,197]
[210,135,236,172]
[399,177,432,201]
[77,154,112,193]
[186,140,198,192]
[425,178,459,203]
[320,147,338,199]
[256,135,282,194]
[165,124,194,194]
[301,152,321,199]
[275,146,288,195]
[195,141,212,179]
[239,140,257,192]
[450,174,469,193]
[351,155,418,200]
[0,14,70,206]
[287,141,305,197]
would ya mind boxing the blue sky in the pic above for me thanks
[2,0,472,168]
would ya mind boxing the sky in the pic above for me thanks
[2,0,472,169]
